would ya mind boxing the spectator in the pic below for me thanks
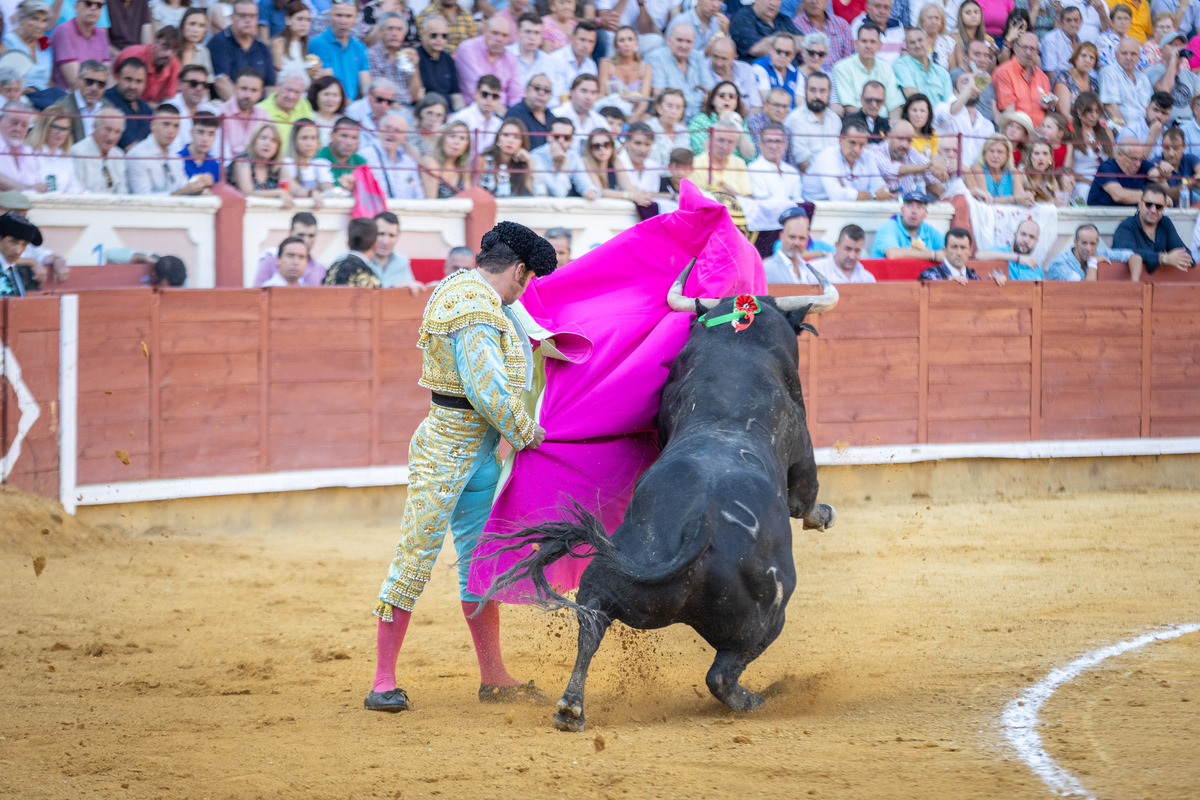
[784,71,839,169]
[646,87,690,164]
[360,110,422,198]
[975,217,1043,279]
[150,255,187,287]
[864,119,946,196]
[1050,40,1099,117]
[617,120,660,189]
[254,210,327,285]
[688,81,755,159]
[793,0,854,69]
[1087,135,1154,205]
[180,111,222,184]
[323,216,382,286]
[50,0,111,90]
[950,37,998,117]
[803,118,888,199]
[410,92,449,158]
[307,74,347,145]
[895,27,952,104]
[308,0,370,102]
[919,226,980,280]
[1096,2,1131,65]
[647,24,714,120]
[667,0,729,56]
[1071,90,1113,199]
[0,72,25,104]
[1112,183,1193,278]
[70,107,129,193]
[118,25,183,104]
[1038,110,1072,168]
[577,126,644,200]
[211,0,276,101]
[58,61,109,144]
[529,116,583,196]
[900,92,938,155]
[594,0,671,54]
[544,226,572,267]
[228,122,293,202]
[167,65,219,152]
[729,0,799,61]
[747,122,801,199]
[995,8,1030,62]
[418,16,463,110]
[367,12,423,105]
[658,146,695,198]
[1041,5,1083,73]
[259,69,315,143]
[104,57,154,151]
[599,105,626,134]
[5,0,54,93]
[361,211,420,288]
[262,235,310,286]
[504,72,557,148]
[1153,0,1199,43]
[477,117,533,196]
[996,107,1034,162]
[456,16,523,108]
[833,22,905,115]
[949,0,989,71]
[0,101,43,193]
[747,87,794,161]
[26,103,81,193]
[1120,0,1153,43]
[1019,139,1073,204]
[761,205,833,282]
[219,67,271,160]
[1065,0,1111,42]
[692,120,751,195]
[752,33,800,106]
[849,0,906,63]
[545,20,597,100]
[1144,31,1195,126]
[796,32,842,108]
[447,74,504,155]
[271,2,313,75]
[420,119,473,196]
[1099,35,1151,127]
[917,3,956,69]
[993,31,1053,125]
[126,104,210,195]
[345,76,401,150]
[179,7,215,76]
[1122,90,1172,159]
[597,25,653,122]
[106,0,150,51]
[316,116,367,189]
[808,224,878,282]
[282,117,332,201]
[415,0,478,55]
[1151,127,1200,205]
[844,79,893,140]
[706,35,763,112]
[0,211,43,297]
[510,13,551,89]
[965,131,1024,201]
[870,190,946,258]
[443,245,474,276]
[1046,222,1139,281]
[550,73,607,152]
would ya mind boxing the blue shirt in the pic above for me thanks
[209,28,276,86]
[102,87,152,151]
[258,0,288,36]
[729,6,798,61]
[1087,157,1153,206]
[869,215,945,258]
[179,145,220,183]
[751,56,799,102]
[309,29,370,101]
[1007,262,1044,280]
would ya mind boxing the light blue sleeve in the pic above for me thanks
[450,323,536,449]
[1045,251,1083,281]
[869,219,905,258]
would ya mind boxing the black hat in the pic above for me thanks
[481,221,558,277]
[778,200,817,226]
[0,211,42,246]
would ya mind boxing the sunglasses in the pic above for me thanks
[773,47,795,57]
[1143,201,1165,210]
[183,78,212,88]
[372,94,399,105]
[83,77,106,87]
[805,48,827,58]
[427,31,448,39]
[548,132,572,140]
[530,84,552,94]
[862,96,885,104]
[79,0,104,7]
[479,90,500,99]
[590,141,613,149]
[50,123,72,133]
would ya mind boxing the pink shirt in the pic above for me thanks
[218,97,272,162]
[49,19,111,89]
[980,0,1015,36]
[453,35,524,107]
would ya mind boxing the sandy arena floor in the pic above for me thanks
[1,485,1197,800]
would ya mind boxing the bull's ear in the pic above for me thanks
[782,307,820,338]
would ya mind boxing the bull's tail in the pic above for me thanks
[476,504,615,632]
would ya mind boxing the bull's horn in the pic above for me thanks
[775,263,839,315]
[666,258,722,313]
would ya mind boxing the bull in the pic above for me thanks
[481,262,838,732]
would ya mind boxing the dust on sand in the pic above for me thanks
[1,486,1198,799]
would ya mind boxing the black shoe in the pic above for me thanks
[364,688,410,712]
[478,681,550,705]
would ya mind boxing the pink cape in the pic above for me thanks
[467,182,767,602]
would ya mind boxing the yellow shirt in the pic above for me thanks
[913,133,939,156]
[1108,0,1151,43]
[692,152,752,196]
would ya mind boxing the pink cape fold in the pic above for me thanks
[467,182,766,602]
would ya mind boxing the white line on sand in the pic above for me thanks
[1001,622,1200,799]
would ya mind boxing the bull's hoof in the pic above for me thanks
[553,701,585,732]
[802,504,836,531]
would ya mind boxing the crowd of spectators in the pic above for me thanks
[0,0,1197,286]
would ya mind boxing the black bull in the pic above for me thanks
[480,265,839,732]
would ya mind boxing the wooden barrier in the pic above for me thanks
[3,284,1199,503]
[2,296,62,498]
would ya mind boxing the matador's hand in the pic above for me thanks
[528,425,547,448]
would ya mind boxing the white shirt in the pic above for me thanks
[808,254,877,283]
[36,147,82,193]
[447,103,503,155]
[550,101,609,154]
[125,136,189,194]
[1061,0,1103,42]
[933,98,995,168]
[74,90,105,139]
[1040,29,1079,74]
[0,140,41,189]
[616,150,662,193]
[783,104,842,167]
[69,137,128,194]
[506,42,552,88]
[545,47,599,102]
[802,144,883,201]
[346,96,387,151]
[363,143,425,199]
[849,14,906,64]
[595,0,675,31]
[747,155,802,200]
[166,92,219,153]
[762,250,811,283]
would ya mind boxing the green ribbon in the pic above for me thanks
[698,295,765,329]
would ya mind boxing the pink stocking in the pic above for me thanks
[372,611,412,693]
[462,601,519,686]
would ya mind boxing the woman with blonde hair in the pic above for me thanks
[28,104,81,193]
[965,132,1026,203]
[420,120,473,198]
[918,3,957,68]
[597,26,653,121]
[1052,40,1099,116]
[228,122,293,206]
